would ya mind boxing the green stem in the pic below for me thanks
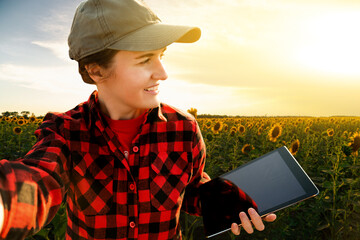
[18,134,21,152]
[331,154,340,240]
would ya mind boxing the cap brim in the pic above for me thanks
[108,23,201,51]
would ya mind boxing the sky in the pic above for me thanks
[1,0,360,117]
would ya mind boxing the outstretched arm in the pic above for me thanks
[0,194,4,234]
[0,113,70,239]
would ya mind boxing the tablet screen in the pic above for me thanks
[222,150,306,214]
[199,146,319,238]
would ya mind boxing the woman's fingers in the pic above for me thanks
[239,211,254,233]
[263,213,277,222]
[248,208,265,231]
[231,209,276,235]
[231,222,241,235]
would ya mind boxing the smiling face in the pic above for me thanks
[91,48,168,119]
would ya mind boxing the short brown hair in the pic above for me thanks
[78,49,119,84]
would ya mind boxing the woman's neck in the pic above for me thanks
[97,89,146,120]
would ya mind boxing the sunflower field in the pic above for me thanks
[1,111,359,240]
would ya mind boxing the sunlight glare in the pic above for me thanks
[295,11,360,77]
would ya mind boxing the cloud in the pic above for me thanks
[35,2,76,38]
[29,3,76,61]
[0,63,94,94]
[31,41,70,62]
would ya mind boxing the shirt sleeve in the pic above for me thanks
[181,121,210,216]
[0,113,71,240]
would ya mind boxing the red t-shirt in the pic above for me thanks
[104,112,146,157]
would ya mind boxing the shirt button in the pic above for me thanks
[130,221,136,228]
[129,184,135,191]
[132,146,139,153]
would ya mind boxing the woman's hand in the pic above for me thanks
[0,195,4,233]
[231,208,276,235]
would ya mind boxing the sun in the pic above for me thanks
[294,10,360,77]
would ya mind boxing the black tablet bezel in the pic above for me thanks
[200,146,319,238]
[220,146,319,216]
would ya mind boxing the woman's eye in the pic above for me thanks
[140,58,150,64]
[138,53,164,65]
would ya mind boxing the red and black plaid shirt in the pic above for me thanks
[0,91,210,240]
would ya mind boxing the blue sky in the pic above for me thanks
[0,0,96,115]
[0,1,77,65]
[1,0,360,116]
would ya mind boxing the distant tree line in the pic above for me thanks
[1,111,37,119]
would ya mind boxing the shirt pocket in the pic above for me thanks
[71,153,114,215]
[150,151,191,211]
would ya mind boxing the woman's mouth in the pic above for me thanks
[144,86,159,91]
[144,85,159,94]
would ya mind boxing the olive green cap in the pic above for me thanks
[68,0,201,61]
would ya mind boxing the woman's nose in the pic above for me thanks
[152,60,168,81]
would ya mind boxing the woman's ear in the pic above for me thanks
[85,64,106,83]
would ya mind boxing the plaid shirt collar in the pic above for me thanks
[83,90,170,174]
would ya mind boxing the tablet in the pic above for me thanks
[199,146,319,238]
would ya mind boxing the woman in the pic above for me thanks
[0,0,275,239]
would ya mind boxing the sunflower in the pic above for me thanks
[36,117,44,123]
[223,123,229,132]
[268,124,282,142]
[304,126,310,133]
[349,132,360,153]
[238,125,246,134]
[13,126,22,135]
[327,128,334,137]
[30,135,37,142]
[241,144,254,155]
[29,116,37,123]
[187,108,197,118]
[206,132,214,142]
[17,119,26,126]
[230,126,237,136]
[289,139,300,156]
[212,121,223,134]
[205,121,212,129]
